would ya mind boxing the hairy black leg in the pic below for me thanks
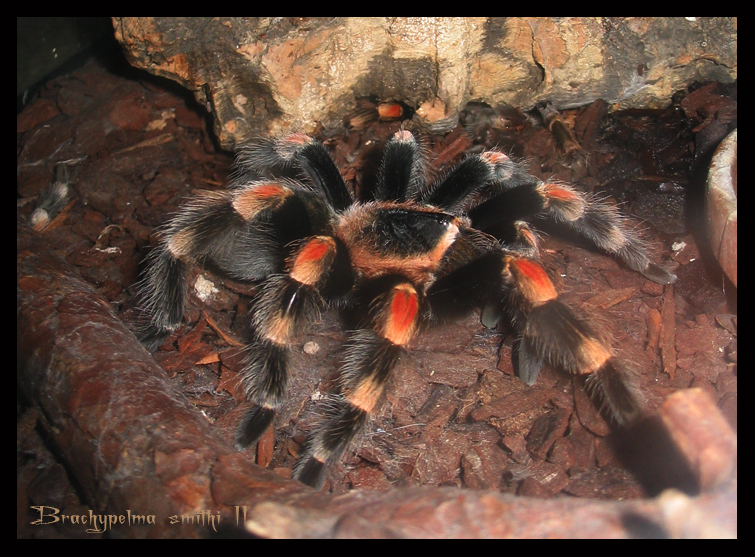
[138,183,311,348]
[419,150,535,213]
[293,278,421,489]
[567,197,675,284]
[500,252,641,425]
[236,135,352,212]
[235,336,287,448]
[295,141,353,212]
[469,176,676,284]
[426,226,504,321]
[374,130,426,202]
[235,275,321,448]
[468,182,546,232]
[139,189,262,348]
[236,236,354,450]
[138,246,188,351]
[430,234,641,426]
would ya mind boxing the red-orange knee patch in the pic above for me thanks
[540,183,586,221]
[381,284,419,346]
[232,183,292,220]
[290,237,337,286]
[482,151,509,165]
[284,133,313,145]
[510,258,558,305]
[542,183,580,202]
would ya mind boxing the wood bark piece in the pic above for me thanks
[17,217,306,537]
[659,389,737,491]
[17,219,736,538]
[660,284,677,379]
[112,17,737,150]
[239,484,736,538]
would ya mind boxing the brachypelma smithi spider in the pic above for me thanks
[139,130,675,489]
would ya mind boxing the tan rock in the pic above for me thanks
[113,17,737,150]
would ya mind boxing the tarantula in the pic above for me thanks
[139,130,675,489]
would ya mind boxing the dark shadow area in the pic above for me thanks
[611,415,699,497]
[620,511,670,539]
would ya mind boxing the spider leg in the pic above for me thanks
[503,251,641,425]
[418,148,536,213]
[374,130,426,202]
[474,182,677,284]
[236,235,353,449]
[138,181,333,349]
[138,184,286,349]
[463,153,676,284]
[236,134,352,212]
[420,145,673,284]
[293,277,421,489]
[429,233,640,427]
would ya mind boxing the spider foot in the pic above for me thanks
[518,299,641,426]
[236,405,276,450]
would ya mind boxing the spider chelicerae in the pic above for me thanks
[139,129,675,489]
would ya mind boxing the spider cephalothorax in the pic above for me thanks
[139,129,675,489]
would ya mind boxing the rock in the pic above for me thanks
[113,17,737,149]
